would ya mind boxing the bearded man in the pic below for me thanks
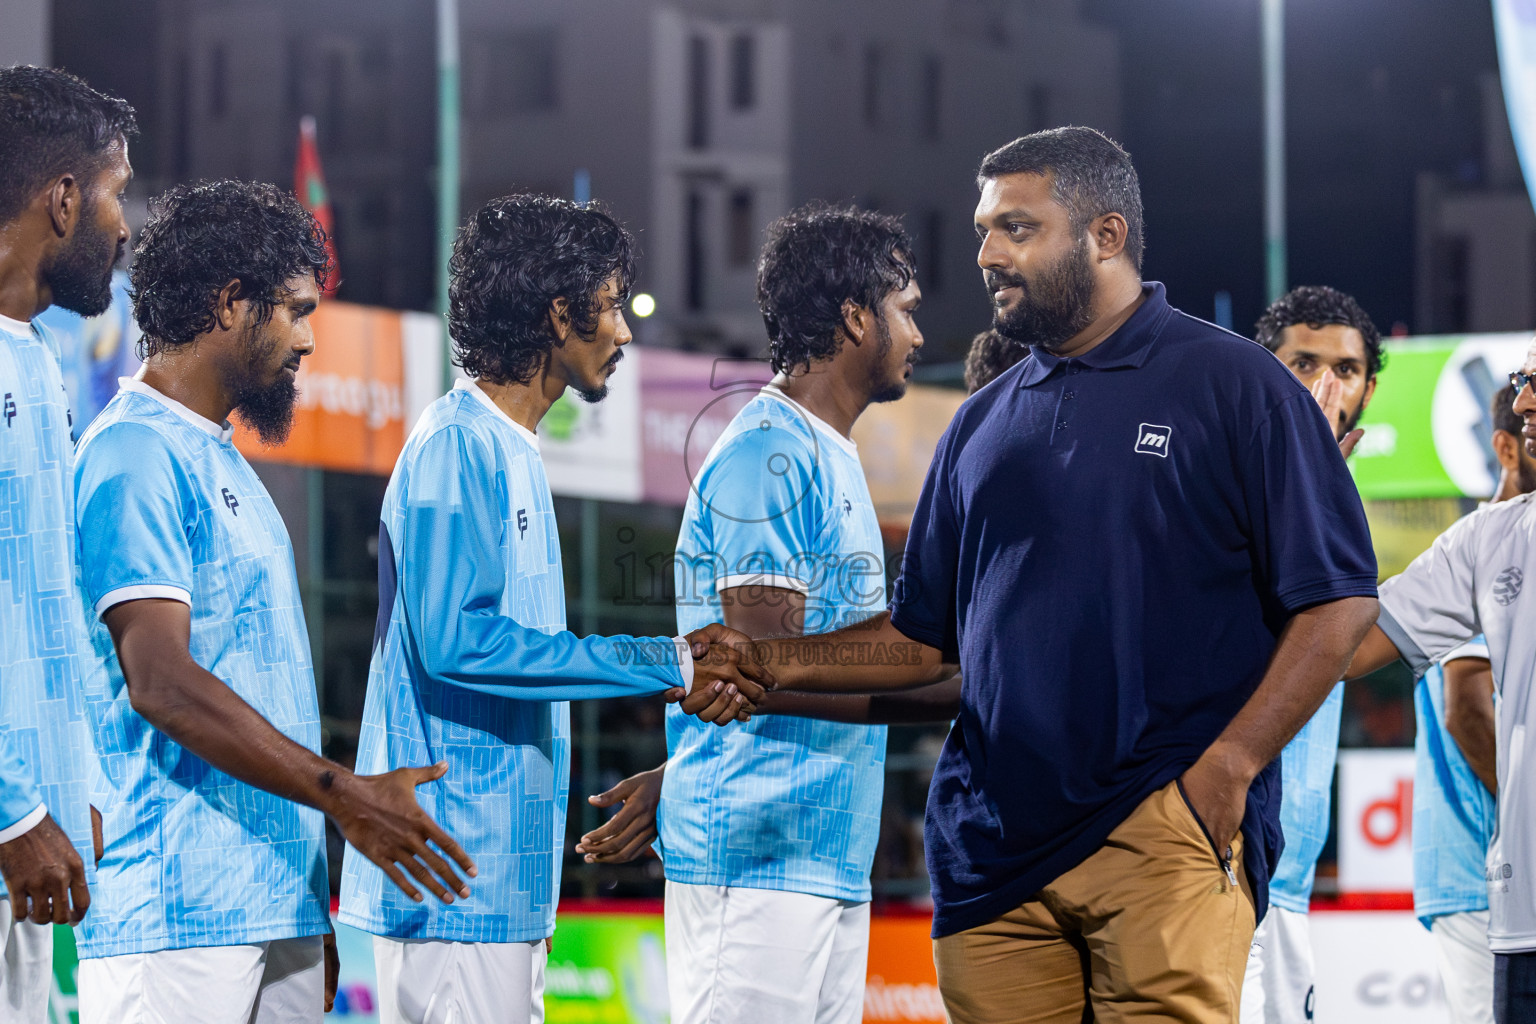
[689,127,1382,1023]
[71,181,473,1024]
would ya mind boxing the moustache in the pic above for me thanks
[984,271,1026,293]
[604,350,625,371]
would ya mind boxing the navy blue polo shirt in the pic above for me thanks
[890,283,1377,939]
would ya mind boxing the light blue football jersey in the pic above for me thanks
[338,380,688,943]
[662,386,888,902]
[73,379,329,957]
[1413,640,1496,925]
[1268,682,1344,913]
[0,315,94,882]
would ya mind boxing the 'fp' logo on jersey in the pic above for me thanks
[222,488,240,516]
[517,508,528,538]
[1134,423,1171,457]
[2,393,14,428]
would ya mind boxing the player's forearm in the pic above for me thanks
[758,676,962,724]
[1343,622,1405,681]
[1444,658,1498,795]
[749,611,952,693]
[1202,596,1379,784]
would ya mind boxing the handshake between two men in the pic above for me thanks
[660,615,955,725]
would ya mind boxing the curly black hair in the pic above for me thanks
[978,127,1144,272]
[1253,285,1385,380]
[130,180,332,357]
[0,65,137,223]
[757,203,915,375]
[963,329,1028,394]
[448,194,636,386]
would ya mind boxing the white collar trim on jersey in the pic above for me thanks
[760,384,859,457]
[118,377,236,443]
[0,313,33,337]
[455,378,540,450]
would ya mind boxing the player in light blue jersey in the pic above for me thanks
[338,194,765,1024]
[1243,286,1385,1024]
[73,181,474,1024]
[580,205,960,1024]
[0,65,136,1018]
[1407,383,1534,1024]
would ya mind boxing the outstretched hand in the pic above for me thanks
[663,623,775,725]
[326,762,478,905]
[576,765,664,864]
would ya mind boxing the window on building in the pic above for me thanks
[688,35,711,149]
[686,189,706,310]
[921,54,942,140]
[209,44,228,119]
[476,28,559,115]
[729,190,754,267]
[862,43,882,128]
[924,209,944,293]
[730,33,755,111]
[1028,82,1051,134]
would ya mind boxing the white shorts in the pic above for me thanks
[0,900,53,1022]
[664,879,869,1024]
[373,935,546,1024]
[1431,909,1495,1024]
[78,934,325,1024]
[1241,905,1315,1024]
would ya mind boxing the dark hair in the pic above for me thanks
[449,194,636,385]
[1493,382,1521,438]
[1253,285,1385,380]
[757,203,915,375]
[131,180,331,356]
[977,126,1144,271]
[963,329,1028,394]
[0,65,137,223]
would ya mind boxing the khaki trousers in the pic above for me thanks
[934,780,1257,1024]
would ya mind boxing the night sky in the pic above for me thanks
[1083,0,1502,336]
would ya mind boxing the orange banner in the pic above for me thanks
[864,916,945,1023]
[234,301,407,475]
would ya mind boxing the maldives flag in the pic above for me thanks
[294,115,340,295]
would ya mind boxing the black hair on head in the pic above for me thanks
[1493,382,1522,438]
[757,202,915,375]
[448,193,636,386]
[963,329,1028,394]
[131,180,332,357]
[0,65,137,222]
[1253,285,1385,380]
[978,126,1144,272]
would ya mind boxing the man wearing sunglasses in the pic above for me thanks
[1344,346,1536,1023]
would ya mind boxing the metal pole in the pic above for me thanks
[1262,0,1287,303]
[579,498,601,897]
[436,0,461,390]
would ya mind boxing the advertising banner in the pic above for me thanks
[1337,748,1417,894]
[1312,911,1450,1023]
[1351,333,1531,501]
[233,301,432,476]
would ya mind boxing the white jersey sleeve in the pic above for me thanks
[1377,509,1486,677]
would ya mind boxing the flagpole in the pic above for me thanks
[1263,0,1286,303]
[436,0,460,390]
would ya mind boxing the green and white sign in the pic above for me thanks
[1351,332,1532,500]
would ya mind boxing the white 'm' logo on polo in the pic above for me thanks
[1134,423,1171,457]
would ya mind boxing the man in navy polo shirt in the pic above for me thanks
[702,127,1380,1022]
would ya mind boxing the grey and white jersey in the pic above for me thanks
[1378,490,1536,952]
